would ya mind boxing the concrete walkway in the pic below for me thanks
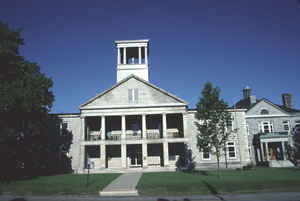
[99,172,142,196]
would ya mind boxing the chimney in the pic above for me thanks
[250,95,256,105]
[243,86,251,100]
[282,93,293,109]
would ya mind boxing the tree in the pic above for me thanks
[176,144,195,172]
[288,125,300,165]
[0,22,55,179]
[194,82,232,174]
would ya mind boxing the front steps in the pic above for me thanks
[269,160,294,168]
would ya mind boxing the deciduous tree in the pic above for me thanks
[195,82,232,174]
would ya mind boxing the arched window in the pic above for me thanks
[260,109,269,115]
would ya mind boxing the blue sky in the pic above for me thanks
[1,0,300,113]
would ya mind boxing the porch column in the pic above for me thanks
[81,117,86,141]
[138,47,142,64]
[117,47,121,64]
[79,145,85,170]
[145,46,148,64]
[101,116,105,140]
[100,144,106,168]
[163,142,169,167]
[256,148,261,162]
[182,113,187,138]
[142,114,147,139]
[123,47,127,64]
[260,142,264,162]
[121,115,126,140]
[281,141,286,160]
[162,113,167,138]
[266,142,270,161]
[121,144,127,168]
[142,143,148,168]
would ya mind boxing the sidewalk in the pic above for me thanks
[99,172,142,196]
[1,192,300,201]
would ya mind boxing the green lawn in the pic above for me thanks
[137,168,300,196]
[0,173,120,195]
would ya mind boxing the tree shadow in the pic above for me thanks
[202,180,225,201]
[11,198,27,201]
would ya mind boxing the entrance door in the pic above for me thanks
[128,145,142,167]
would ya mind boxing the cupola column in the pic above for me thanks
[138,47,142,64]
[117,48,121,65]
[123,47,127,64]
[145,46,148,65]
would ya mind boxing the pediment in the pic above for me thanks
[79,75,187,109]
[246,99,289,116]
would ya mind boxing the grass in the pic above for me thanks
[137,167,300,196]
[0,173,120,195]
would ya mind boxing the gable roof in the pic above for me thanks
[233,97,300,115]
[79,74,188,109]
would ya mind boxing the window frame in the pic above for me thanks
[128,88,139,103]
[261,121,273,133]
[227,141,236,159]
[202,148,211,160]
[282,120,290,132]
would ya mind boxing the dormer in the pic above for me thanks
[115,39,149,82]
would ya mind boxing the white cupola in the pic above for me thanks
[115,39,149,82]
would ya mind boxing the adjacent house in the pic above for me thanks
[53,39,251,173]
[234,87,300,167]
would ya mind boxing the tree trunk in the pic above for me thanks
[217,152,220,179]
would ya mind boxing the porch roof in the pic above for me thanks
[259,132,289,139]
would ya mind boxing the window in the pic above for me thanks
[282,120,290,131]
[260,109,269,115]
[295,120,300,133]
[246,123,250,135]
[60,121,68,135]
[226,117,233,131]
[128,88,139,103]
[202,148,210,160]
[261,121,273,133]
[227,142,236,159]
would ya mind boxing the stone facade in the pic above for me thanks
[235,87,300,167]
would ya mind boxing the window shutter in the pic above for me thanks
[134,88,139,102]
[128,89,133,102]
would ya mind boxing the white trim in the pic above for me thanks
[246,114,289,118]
[227,141,237,159]
[81,103,187,110]
[202,151,211,160]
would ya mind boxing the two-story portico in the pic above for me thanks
[76,40,190,171]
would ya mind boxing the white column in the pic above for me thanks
[117,47,121,64]
[121,144,127,168]
[257,148,261,162]
[121,115,126,140]
[79,145,85,170]
[281,141,286,160]
[100,144,106,168]
[81,117,85,141]
[123,47,127,64]
[162,113,167,138]
[142,114,147,139]
[182,113,187,138]
[142,143,148,168]
[163,142,169,167]
[266,142,270,161]
[260,142,264,162]
[101,116,105,140]
[145,46,148,64]
[138,47,141,64]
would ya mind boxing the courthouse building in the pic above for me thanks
[55,39,251,173]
